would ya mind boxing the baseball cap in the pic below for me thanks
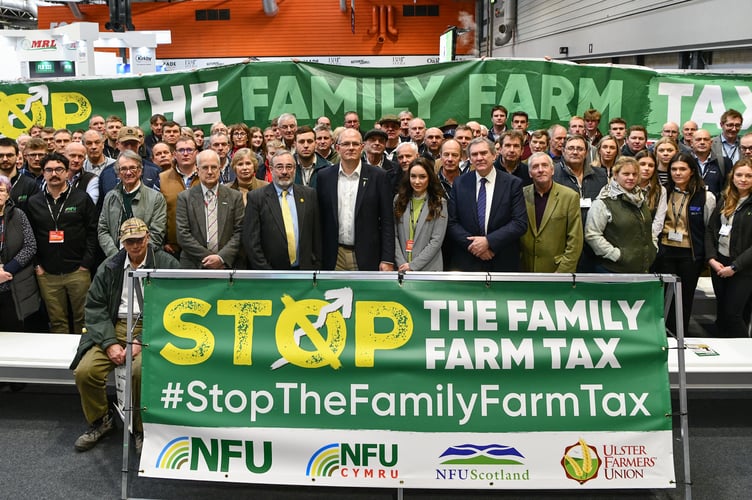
[119,217,149,242]
[118,127,140,143]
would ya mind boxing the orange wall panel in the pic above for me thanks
[38,1,476,59]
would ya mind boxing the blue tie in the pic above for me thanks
[477,177,487,235]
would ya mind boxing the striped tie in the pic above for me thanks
[477,177,487,235]
[280,189,296,265]
[205,189,218,253]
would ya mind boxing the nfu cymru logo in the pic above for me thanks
[155,436,272,474]
[561,438,602,484]
[306,443,399,479]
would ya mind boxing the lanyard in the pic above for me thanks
[670,190,688,232]
[0,215,5,256]
[44,188,70,231]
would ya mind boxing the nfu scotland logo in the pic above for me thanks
[306,443,399,479]
[155,435,272,474]
[436,444,530,481]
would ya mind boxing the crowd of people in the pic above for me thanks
[1,105,751,452]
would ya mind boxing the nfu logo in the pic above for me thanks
[156,436,272,473]
[306,443,399,479]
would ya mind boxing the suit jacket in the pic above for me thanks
[520,182,583,273]
[176,183,244,269]
[160,167,200,249]
[447,168,527,272]
[394,195,447,271]
[242,183,321,270]
[317,163,395,270]
[710,135,735,177]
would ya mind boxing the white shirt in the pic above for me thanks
[476,168,497,235]
[118,255,145,318]
[337,162,362,246]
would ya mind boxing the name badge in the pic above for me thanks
[405,239,414,252]
[580,198,592,208]
[668,231,683,242]
[49,230,65,243]
[719,224,732,237]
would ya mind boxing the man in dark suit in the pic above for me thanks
[176,149,244,269]
[243,150,321,270]
[447,137,527,272]
[316,128,395,271]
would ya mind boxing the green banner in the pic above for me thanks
[142,277,670,433]
[1,60,749,139]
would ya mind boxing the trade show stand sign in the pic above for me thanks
[140,276,674,490]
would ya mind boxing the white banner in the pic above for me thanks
[140,424,675,489]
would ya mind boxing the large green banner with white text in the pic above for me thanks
[1,59,750,139]
[139,274,674,489]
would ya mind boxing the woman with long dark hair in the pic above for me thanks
[393,158,447,272]
[635,149,667,240]
[706,159,752,337]
[655,153,716,334]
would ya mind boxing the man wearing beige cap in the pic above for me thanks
[71,217,178,453]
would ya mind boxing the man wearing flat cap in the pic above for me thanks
[71,217,178,453]
[377,114,402,160]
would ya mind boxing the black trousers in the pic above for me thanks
[712,254,752,337]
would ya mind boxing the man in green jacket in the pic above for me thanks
[71,218,178,452]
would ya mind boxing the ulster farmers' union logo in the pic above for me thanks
[561,438,602,484]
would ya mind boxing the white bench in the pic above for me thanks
[0,332,80,385]
[3,332,752,392]
[668,337,752,390]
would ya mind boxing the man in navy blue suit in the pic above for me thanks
[447,137,527,272]
[317,128,394,271]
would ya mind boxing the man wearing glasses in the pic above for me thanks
[98,151,167,257]
[99,127,161,196]
[711,109,744,173]
[20,137,49,189]
[176,149,244,269]
[159,136,200,258]
[0,137,38,212]
[26,153,98,334]
[278,113,298,152]
[243,150,321,270]
[317,128,395,271]
[553,134,607,272]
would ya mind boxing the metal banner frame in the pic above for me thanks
[119,270,691,500]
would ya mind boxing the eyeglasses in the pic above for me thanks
[0,153,16,158]
[232,132,247,136]
[119,167,141,173]
[724,123,743,129]
[176,148,196,155]
[273,165,295,171]
[43,167,66,175]
[338,142,362,148]
[740,145,752,151]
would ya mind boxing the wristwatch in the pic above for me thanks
[729,264,738,272]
